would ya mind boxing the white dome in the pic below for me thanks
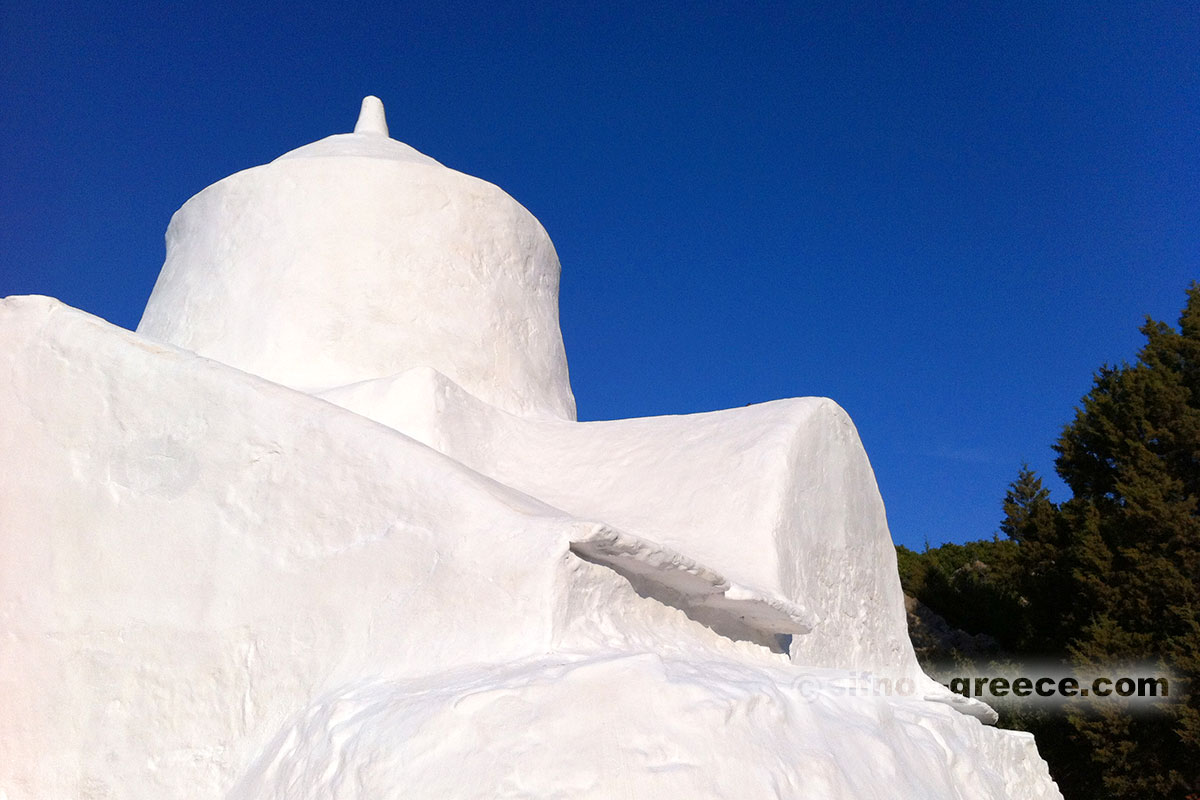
[138,97,576,420]
[273,99,441,165]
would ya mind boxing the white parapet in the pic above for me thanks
[0,298,573,798]
[320,366,927,682]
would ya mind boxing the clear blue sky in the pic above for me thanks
[3,1,1197,549]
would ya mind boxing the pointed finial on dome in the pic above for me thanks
[354,96,389,137]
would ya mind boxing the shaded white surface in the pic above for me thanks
[1,98,1061,799]
[569,524,814,637]
[0,298,569,797]
[230,655,1060,800]
[0,299,1057,798]
[320,366,924,682]
[138,105,575,420]
[353,95,389,136]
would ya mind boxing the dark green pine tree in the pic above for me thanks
[998,466,1104,798]
[1012,283,1200,798]
[1001,465,1082,654]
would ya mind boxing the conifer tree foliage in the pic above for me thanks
[1000,466,1081,654]
[1044,284,1200,798]
[898,285,1200,799]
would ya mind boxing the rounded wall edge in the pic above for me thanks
[138,157,577,421]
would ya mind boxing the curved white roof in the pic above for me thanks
[138,96,577,420]
[275,98,443,166]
